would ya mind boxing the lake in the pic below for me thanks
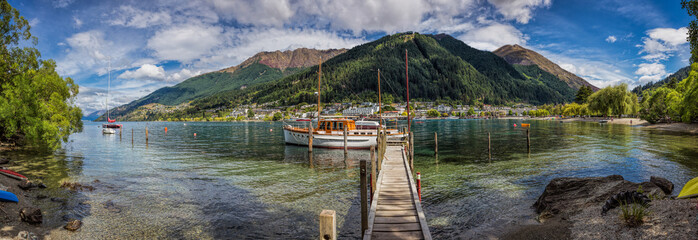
[4,120,698,239]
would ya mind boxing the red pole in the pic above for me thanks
[405,49,411,133]
[416,172,421,201]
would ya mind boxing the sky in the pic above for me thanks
[8,0,693,115]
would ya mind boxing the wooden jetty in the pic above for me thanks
[363,142,431,239]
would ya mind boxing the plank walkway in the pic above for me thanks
[364,145,431,240]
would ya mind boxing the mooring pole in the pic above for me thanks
[370,146,377,195]
[319,209,336,240]
[434,132,438,155]
[308,123,313,152]
[343,127,348,154]
[360,159,368,235]
[131,128,134,146]
[410,133,414,171]
[527,128,531,153]
[488,132,491,161]
[145,127,149,143]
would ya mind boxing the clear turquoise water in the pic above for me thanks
[4,120,698,239]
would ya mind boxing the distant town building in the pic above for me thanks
[343,106,379,116]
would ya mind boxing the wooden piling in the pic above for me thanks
[343,127,348,154]
[308,123,313,152]
[488,132,491,160]
[434,132,438,155]
[370,146,376,194]
[319,209,336,240]
[145,127,149,143]
[360,159,368,235]
[131,128,134,146]
[526,128,530,152]
[410,133,414,171]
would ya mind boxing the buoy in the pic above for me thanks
[194,133,197,137]
[164,127,168,132]
[270,129,273,132]
[514,124,517,127]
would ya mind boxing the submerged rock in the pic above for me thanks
[19,207,42,224]
[64,219,82,231]
[15,231,38,240]
[650,176,674,195]
[17,180,38,190]
[103,200,121,213]
[534,175,666,215]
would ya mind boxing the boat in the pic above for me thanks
[678,176,698,199]
[0,190,18,202]
[521,123,530,127]
[102,58,122,134]
[0,169,27,180]
[599,120,608,124]
[282,55,408,149]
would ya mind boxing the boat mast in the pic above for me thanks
[405,49,411,132]
[378,69,381,128]
[317,57,322,128]
[107,57,110,121]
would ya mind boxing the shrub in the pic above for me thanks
[619,202,649,227]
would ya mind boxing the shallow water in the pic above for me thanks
[4,120,697,239]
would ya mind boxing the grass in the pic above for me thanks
[619,201,649,227]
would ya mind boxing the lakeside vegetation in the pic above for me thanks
[0,1,82,150]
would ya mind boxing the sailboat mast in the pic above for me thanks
[317,57,322,128]
[405,49,411,132]
[107,57,110,121]
[378,69,381,128]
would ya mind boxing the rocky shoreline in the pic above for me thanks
[0,157,84,239]
[501,175,698,240]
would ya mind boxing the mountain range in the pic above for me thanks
[100,32,596,121]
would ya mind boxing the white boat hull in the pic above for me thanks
[102,128,116,134]
[284,128,380,149]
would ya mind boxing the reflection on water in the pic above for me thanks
[2,120,697,239]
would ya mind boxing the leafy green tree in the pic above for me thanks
[587,83,638,117]
[639,87,682,123]
[247,109,255,119]
[678,64,698,122]
[683,0,698,63]
[272,112,283,121]
[467,106,475,116]
[426,109,440,117]
[0,1,82,150]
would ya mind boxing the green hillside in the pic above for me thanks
[193,33,574,111]
[99,63,300,120]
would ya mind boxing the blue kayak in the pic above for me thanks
[0,190,18,202]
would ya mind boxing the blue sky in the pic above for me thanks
[8,0,692,115]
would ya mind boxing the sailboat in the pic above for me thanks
[102,58,122,134]
[282,54,409,149]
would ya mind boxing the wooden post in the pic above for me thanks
[145,127,149,143]
[434,132,438,155]
[488,132,491,161]
[343,127,348,154]
[370,146,376,194]
[319,209,336,240]
[410,133,414,171]
[131,128,134,146]
[360,159,368,235]
[308,123,313,152]
[527,128,530,152]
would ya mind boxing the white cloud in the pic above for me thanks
[29,18,40,27]
[73,16,83,28]
[635,63,667,84]
[167,68,202,82]
[118,64,166,81]
[109,5,173,28]
[211,0,293,27]
[53,0,74,8]
[637,27,688,61]
[147,24,223,62]
[487,0,551,24]
[457,23,527,51]
[606,35,617,43]
[538,48,634,88]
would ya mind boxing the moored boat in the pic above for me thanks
[283,118,405,149]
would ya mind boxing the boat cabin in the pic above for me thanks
[315,119,356,132]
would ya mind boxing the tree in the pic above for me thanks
[272,112,283,121]
[575,85,593,104]
[0,2,82,150]
[247,109,255,119]
[426,109,440,117]
[639,87,682,123]
[467,106,475,116]
[683,0,698,63]
[587,83,639,117]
